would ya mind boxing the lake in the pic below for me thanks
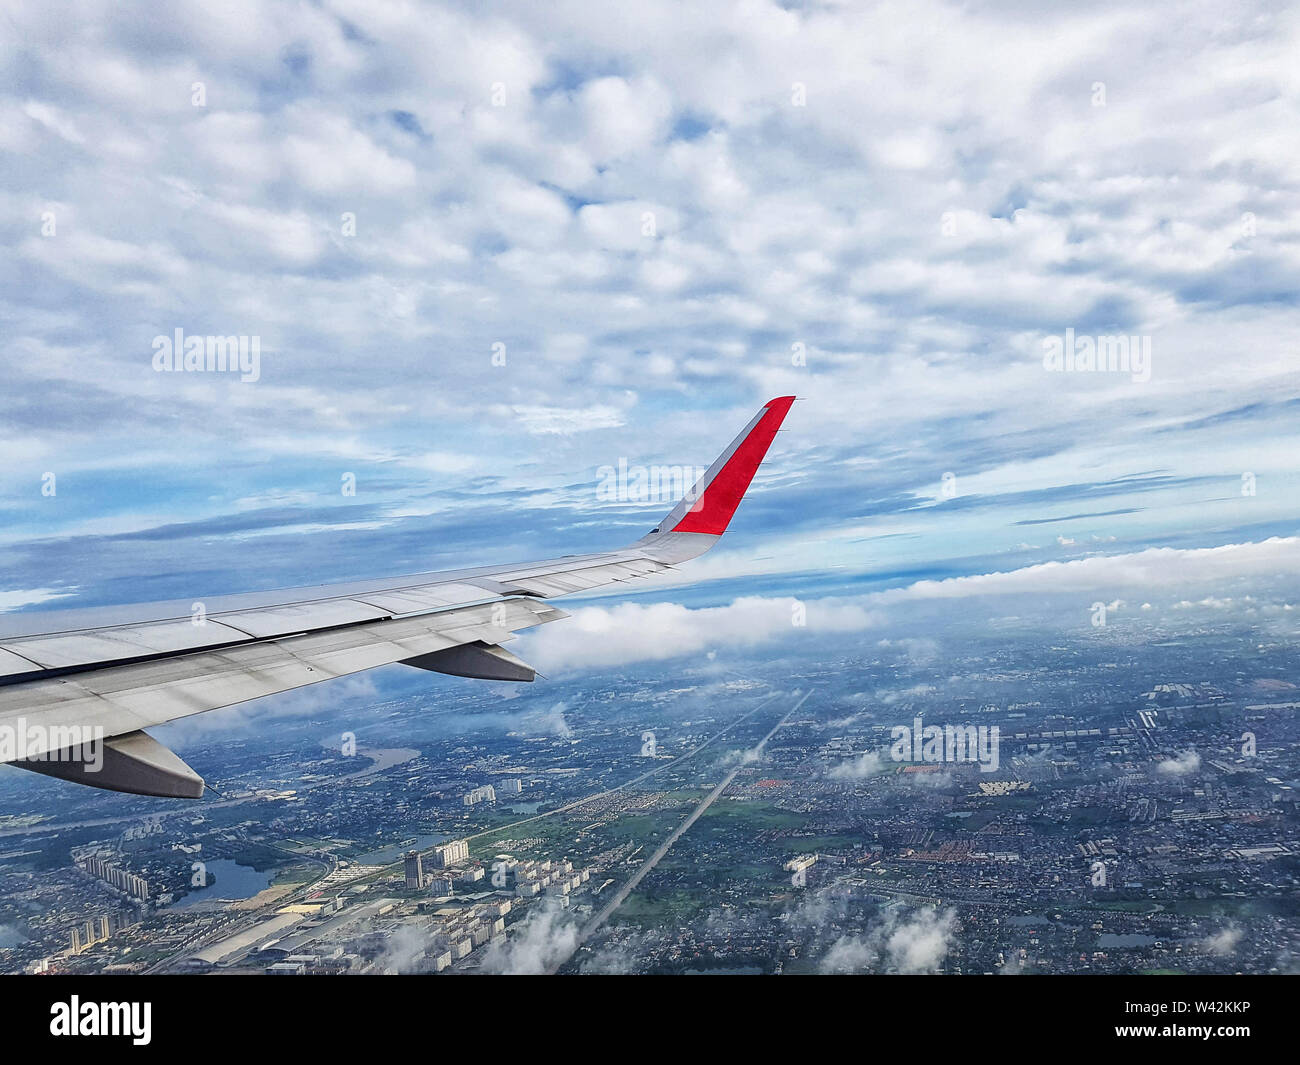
[173,860,275,908]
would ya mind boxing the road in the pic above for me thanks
[545,688,810,973]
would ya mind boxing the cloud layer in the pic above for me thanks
[522,536,1300,672]
[2,1,1298,619]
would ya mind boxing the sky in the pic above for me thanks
[2,0,1299,668]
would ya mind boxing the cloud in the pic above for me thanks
[1201,926,1242,957]
[480,903,580,974]
[516,536,1300,675]
[828,750,887,780]
[884,907,958,973]
[1156,749,1202,776]
[2,1,1299,646]
[525,595,881,672]
[504,404,628,436]
[717,745,763,769]
[524,701,573,740]
[819,934,876,974]
[376,923,435,974]
[868,538,1300,605]
[0,587,75,613]
[22,100,84,144]
[820,906,957,974]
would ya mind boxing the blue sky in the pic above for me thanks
[1,1,1299,661]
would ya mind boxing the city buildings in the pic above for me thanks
[462,786,496,807]
[431,840,469,868]
[75,854,149,902]
[404,851,424,891]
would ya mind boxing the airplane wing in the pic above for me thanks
[0,397,795,798]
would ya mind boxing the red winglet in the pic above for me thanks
[669,396,795,535]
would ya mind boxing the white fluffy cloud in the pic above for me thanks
[828,750,887,780]
[0,588,74,613]
[480,904,580,974]
[1156,749,1202,777]
[522,537,1300,673]
[820,906,957,974]
[2,0,1299,612]
[1201,926,1242,957]
[526,595,880,671]
[871,538,1300,605]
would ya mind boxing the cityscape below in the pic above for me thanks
[1,594,1295,975]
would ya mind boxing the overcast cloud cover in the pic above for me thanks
[2,1,1299,638]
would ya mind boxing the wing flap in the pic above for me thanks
[496,558,673,598]
[0,648,43,677]
[211,599,390,639]
[3,619,253,671]
[349,582,495,614]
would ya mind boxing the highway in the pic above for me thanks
[545,688,810,973]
